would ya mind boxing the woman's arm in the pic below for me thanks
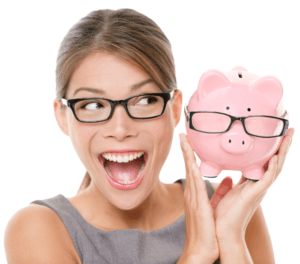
[218,204,275,264]
[218,238,253,264]
[244,204,275,264]
[212,182,275,263]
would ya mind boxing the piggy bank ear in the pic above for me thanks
[250,76,283,107]
[197,69,231,100]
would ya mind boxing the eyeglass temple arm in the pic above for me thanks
[281,110,290,136]
[61,98,68,106]
[184,104,189,122]
[281,110,289,120]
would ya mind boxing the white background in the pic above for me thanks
[1,1,299,263]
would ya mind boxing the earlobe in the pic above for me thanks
[172,89,182,127]
[53,98,69,136]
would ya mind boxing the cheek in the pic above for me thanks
[147,110,174,139]
[68,120,97,161]
[149,111,174,157]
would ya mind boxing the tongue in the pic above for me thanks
[106,156,143,182]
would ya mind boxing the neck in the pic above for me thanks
[81,177,171,231]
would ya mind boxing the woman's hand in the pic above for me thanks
[212,127,295,244]
[179,133,220,263]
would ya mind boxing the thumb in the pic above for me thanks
[210,177,233,213]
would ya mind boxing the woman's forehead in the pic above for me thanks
[67,52,161,99]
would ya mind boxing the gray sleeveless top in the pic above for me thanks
[30,178,220,264]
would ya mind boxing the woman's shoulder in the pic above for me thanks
[4,203,81,264]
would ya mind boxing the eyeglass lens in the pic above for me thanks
[74,94,165,122]
[191,112,284,137]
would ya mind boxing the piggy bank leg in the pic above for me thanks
[200,161,222,178]
[242,167,265,181]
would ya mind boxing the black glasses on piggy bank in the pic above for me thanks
[184,105,289,138]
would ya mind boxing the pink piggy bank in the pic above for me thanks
[185,67,289,180]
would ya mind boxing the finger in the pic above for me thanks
[236,174,247,187]
[179,133,191,202]
[179,133,197,172]
[210,177,233,211]
[254,155,278,194]
[179,133,198,206]
[275,127,294,181]
[193,161,212,210]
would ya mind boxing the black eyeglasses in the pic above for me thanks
[184,105,289,138]
[61,93,171,123]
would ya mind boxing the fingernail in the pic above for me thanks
[179,134,183,142]
[192,163,196,171]
[183,143,187,151]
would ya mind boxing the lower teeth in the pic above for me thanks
[104,156,145,184]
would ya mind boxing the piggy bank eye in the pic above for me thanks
[247,108,251,112]
[226,106,230,110]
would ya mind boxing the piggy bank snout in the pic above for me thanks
[220,128,253,154]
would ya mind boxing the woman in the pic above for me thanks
[4,8,294,264]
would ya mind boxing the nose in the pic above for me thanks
[220,120,253,154]
[103,104,138,141]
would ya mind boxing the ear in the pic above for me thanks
[53,98,69,136]
[171,89,182,127]
[250,76,283,108]
[197,69,232,101]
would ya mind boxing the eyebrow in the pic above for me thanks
[73,78,154,96]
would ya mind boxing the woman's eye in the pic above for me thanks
[82,102,104,110]
[137,96,157,105]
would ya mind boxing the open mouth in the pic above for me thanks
[98,151,148,185]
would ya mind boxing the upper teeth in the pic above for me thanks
[102,151,144,163]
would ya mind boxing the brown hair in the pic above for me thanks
[55,8,177,194]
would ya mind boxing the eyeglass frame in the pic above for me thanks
[184,105,289,138]
[60,92,172,123]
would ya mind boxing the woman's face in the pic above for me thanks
[54,51,181,210]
